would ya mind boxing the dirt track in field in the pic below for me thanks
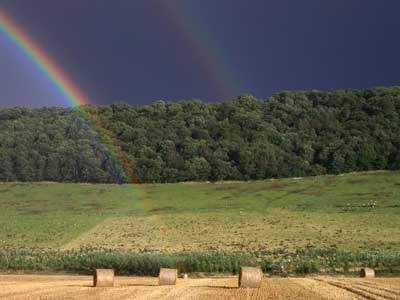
[0,275,399,300]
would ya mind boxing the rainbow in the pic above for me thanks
[0,9,88,107]
[1,5,240,105]
[0,8,158,240]
[0,9,133,181]
[158,2,240,100]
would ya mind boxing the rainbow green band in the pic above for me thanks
[160,2,239,99]
[0,9,87,107]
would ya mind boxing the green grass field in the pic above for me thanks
[1,171,399,252]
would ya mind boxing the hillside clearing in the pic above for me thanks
[0,171,399,252]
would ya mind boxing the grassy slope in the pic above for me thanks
[0,171,399,251]
[0,183,138,248]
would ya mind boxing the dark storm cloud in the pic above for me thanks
[1,0,400,107]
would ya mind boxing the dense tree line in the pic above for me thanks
[1,86,400,183]
[0,108,125,182]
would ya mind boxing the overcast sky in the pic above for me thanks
[1,0,400,107]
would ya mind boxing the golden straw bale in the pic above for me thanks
[93,269,114,287]
[159,268,177,285]
[360,267,375,278]
[239,267,263,288]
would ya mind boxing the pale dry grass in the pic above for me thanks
[1,275,399,300]
[2,171,400,252]
[63,209,399,252]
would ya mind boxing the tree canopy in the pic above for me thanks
[1,87,399,183]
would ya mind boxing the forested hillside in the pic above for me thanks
[1,86,400,183]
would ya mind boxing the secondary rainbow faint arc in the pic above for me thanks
[0,9,88,107]
[159,1,240,100]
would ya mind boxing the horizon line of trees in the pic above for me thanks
[0,86,400,183]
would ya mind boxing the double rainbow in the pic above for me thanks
[0,4,240,106]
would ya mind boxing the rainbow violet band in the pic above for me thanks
[0,9,88,107]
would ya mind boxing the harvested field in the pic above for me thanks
[0,275,399,300]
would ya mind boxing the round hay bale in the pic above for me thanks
[239,267,263,288]
[93,269,114,287]
[360,268,375,278]
[159,268,177,285]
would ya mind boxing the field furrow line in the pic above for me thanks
[333,279,400,300]
[355,281,400,294]
[296,278,366,300]
[321,279,394,300]
[349,285,399,300]
[1,276,399,300]
[350,282,400,297]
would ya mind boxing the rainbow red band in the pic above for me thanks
[159,2,239,100]
[0,9,88,107]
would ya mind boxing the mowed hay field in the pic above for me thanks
[0,171,399,252]
[1,275,400,300]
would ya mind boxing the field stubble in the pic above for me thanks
[0,275,399,300]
